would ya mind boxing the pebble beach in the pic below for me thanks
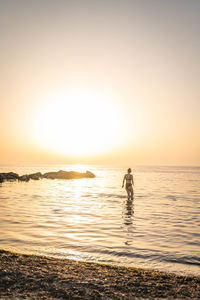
[0,250,200,299]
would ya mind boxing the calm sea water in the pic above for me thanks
[0,164,200,276]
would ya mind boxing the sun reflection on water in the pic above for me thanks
[0,165,200,275]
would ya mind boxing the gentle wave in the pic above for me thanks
[0,165,200,276]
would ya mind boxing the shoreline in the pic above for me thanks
[0,250,199,299]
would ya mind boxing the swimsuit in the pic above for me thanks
[126,182,132,190]
[125,174,132,190]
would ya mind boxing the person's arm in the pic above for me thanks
[122,175,126,188]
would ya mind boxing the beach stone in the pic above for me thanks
[0,250,200,299]
[18,175,30,182]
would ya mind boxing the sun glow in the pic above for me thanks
[32,88,127,157]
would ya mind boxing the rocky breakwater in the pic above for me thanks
[0,172,19,183]
[0,170,95,183]
[43,170,95,179]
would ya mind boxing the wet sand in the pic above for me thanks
[0,250,199,299]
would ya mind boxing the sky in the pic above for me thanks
[0,0,200,166]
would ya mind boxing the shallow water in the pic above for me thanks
[0,164,200,276]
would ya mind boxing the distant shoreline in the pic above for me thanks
[0,250,199,299]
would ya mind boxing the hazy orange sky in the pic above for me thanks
[1,0,199,165]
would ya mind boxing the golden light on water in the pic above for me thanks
[31,88,128,157]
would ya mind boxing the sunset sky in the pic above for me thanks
[1,0,199,166]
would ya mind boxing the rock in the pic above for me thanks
[43,173,56,179]
[43,170,95,180]
[18,175,30,182]
[43,172,57,179]
[0,170,95,183]
[58,171,82,179]
[29,172,43,180]
[58,170,72,179]
[0,174,4,183]
[43,170,73,179]
[31,175,40,180]
[6,172,19,180]
[0,172,19,181]
[85,171,95,178]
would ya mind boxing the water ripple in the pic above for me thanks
[0,165,200,276]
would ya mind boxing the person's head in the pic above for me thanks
[127,168,131,173]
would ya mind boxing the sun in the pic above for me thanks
[31,87,127,157]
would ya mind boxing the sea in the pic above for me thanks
[0,164,200,276]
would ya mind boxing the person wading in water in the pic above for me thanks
[122,168,134,200]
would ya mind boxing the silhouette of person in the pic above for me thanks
[122,168,134,200]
